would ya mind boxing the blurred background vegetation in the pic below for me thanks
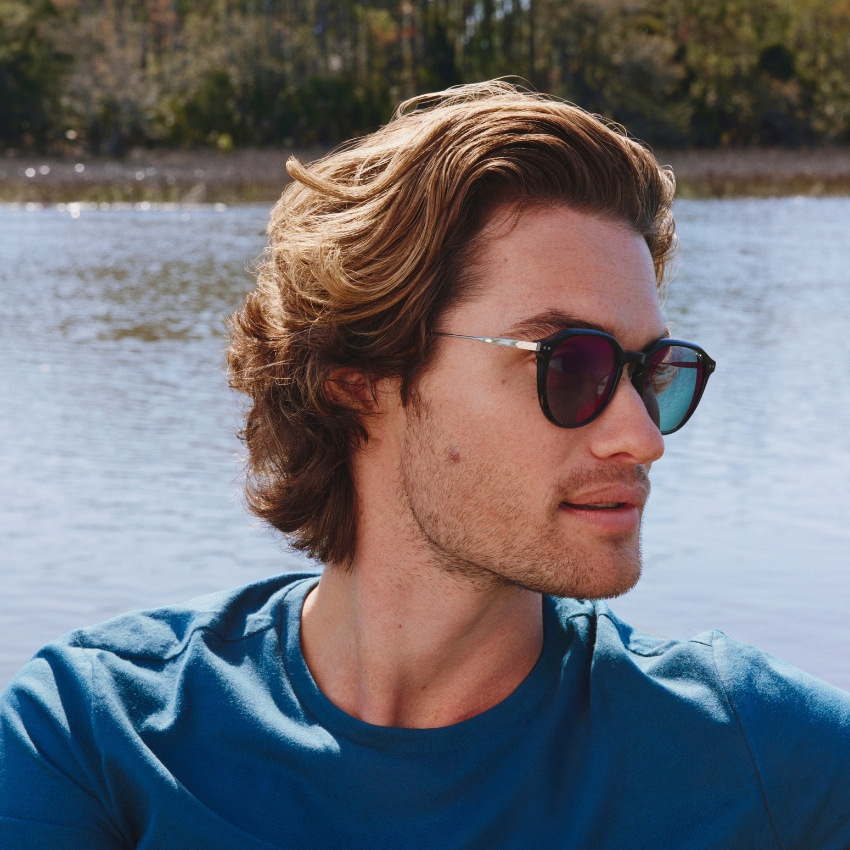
[2,0,850,154]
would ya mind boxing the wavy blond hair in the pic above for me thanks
[227,81,676,566]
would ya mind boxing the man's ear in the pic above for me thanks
[325,367,377,413]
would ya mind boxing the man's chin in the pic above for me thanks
[513,547,643,600]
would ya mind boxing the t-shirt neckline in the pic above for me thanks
[279,575,565,754]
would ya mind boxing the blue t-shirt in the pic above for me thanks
[1,572,849,849]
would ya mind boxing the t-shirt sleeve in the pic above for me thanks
[712,632,850,850]
[0,650,127,849]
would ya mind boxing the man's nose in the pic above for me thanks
[587,373,665,465]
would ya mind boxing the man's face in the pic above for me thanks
[399,205,666,598]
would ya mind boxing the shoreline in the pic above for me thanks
[2,147,850,203]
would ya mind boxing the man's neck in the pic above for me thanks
[300,557,544,728]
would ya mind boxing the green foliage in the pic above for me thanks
[3,0,850,151]
[0,0,68,149]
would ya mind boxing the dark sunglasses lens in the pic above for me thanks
[546,336,618,426]
[644,345,704,433]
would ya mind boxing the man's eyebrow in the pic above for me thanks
[503,310,612,339]
[503,309,670,346]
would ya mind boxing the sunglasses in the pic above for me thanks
[434,329,716,435]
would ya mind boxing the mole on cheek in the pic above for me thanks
[449,449,461,463]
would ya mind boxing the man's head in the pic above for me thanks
[228,81,677,596]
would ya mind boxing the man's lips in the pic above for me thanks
[558,486,647,533]
[559,485,647,511]
[561,502,628,510]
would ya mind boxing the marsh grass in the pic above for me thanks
[3,147,850,204]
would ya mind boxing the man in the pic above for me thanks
[1,82,848,849]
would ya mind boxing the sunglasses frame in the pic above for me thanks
[434,329,716,435]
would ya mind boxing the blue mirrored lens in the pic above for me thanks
[644,345,703,433]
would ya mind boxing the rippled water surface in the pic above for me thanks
[1,200,849,691]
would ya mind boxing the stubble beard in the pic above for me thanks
[398,399,647,599]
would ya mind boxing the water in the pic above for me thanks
[1,199,848,692]
[612,198,850,688]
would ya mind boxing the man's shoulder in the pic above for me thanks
[550,595,709,662]
[1,570,319,746]
[550,595,850,719]
[32,570,319,668]
[545,599,850,847]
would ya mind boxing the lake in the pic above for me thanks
[1,199,848,692]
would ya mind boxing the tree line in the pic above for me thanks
[2,0,850,153]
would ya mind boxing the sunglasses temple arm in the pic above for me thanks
[432,332,541,352]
